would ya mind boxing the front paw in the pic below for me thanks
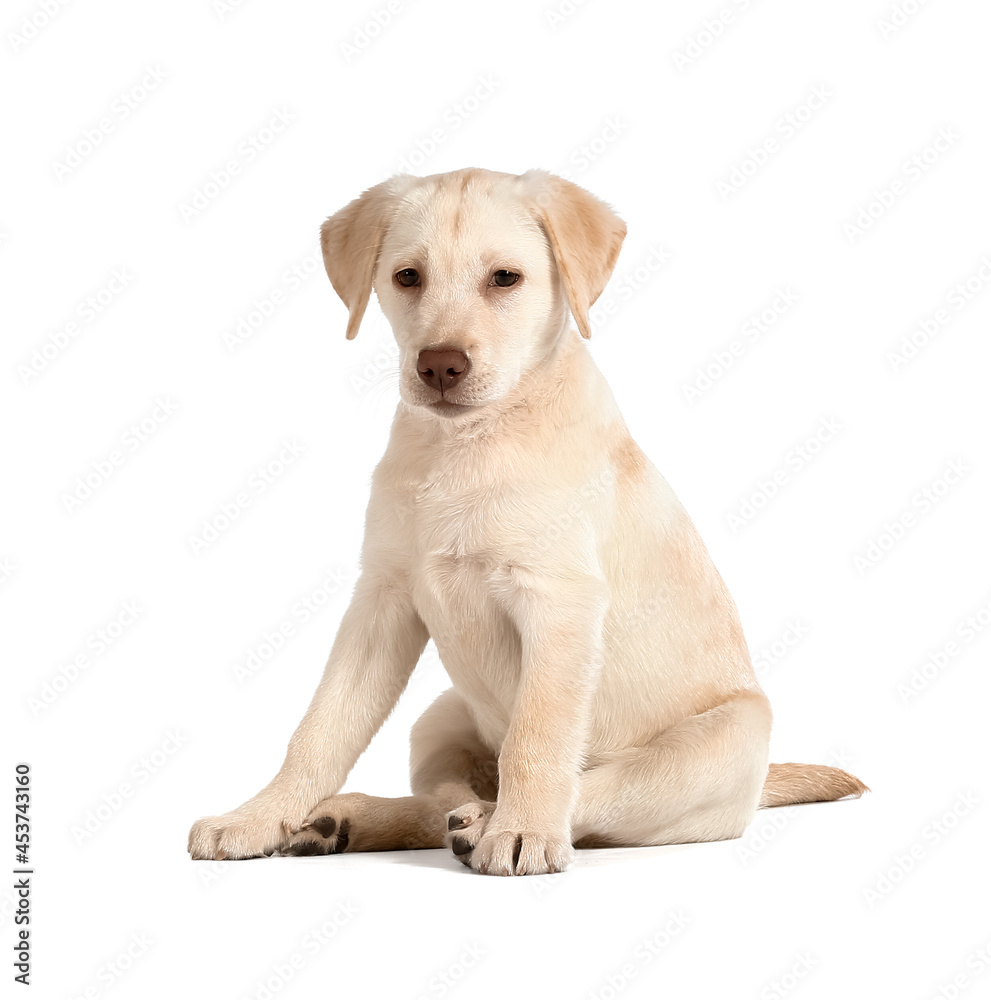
[277,795,360,857]
[445,802,574,876]
[188,805,297,860]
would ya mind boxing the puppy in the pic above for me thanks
[188,168,866,875]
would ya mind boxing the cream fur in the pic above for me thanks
[188,168,866,874]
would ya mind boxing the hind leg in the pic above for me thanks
[442,691,772,870]
[282,688,497,856]
[572,689,772,848]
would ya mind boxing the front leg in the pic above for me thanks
[449,579,605,875]
[188,575,427,859]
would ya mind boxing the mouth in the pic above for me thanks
[428,400,474,418]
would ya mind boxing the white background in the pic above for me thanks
[3,0,990,997]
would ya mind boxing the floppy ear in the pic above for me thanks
[521,170,626,339]
[320,176,413,340]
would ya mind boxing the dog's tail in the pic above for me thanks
[759,762,870,809]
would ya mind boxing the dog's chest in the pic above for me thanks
[394,475,525,718]
[400,474,520,594]
[399,464,526,592]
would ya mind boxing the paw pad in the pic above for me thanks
[282,815,350,856]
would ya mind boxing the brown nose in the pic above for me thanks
[417,349,470,393]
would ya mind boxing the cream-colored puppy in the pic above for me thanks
[188,168,866,875]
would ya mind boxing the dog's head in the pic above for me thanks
[320,168,626,419]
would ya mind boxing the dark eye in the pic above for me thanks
[491,269,520,287]
[395,268,420,287]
